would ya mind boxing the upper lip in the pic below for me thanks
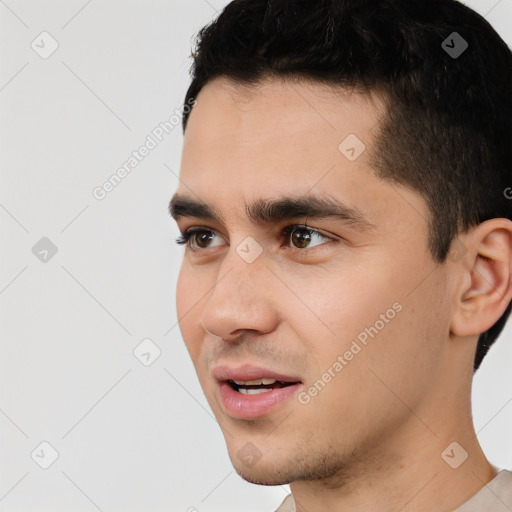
[212,364,302,383]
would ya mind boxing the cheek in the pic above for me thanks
[291,255,448,407]
[175,266,191,322]
[176,266,205,361]
[290,264,404,355]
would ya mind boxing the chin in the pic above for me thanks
[224,440,295,485]
[229,442,360,488]
[232,459,294,486]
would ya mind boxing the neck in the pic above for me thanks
[290,423,496,512]
[289,356,496,512]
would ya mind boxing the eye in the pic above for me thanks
[175,227,226,250]
[175,224,335,252]
[281,225,333,251]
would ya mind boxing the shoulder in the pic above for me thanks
[454,469,512,511]
[273,494,295,512]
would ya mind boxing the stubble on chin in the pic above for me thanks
[229,443,362,487]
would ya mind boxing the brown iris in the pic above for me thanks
[196,232,214,249]
[291,227,312,249]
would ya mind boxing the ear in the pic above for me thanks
[450,218,512,337]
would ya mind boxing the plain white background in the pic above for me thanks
[0,1,511,511]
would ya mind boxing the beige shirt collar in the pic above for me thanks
[274,469,512,512]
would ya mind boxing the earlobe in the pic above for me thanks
[450,219,512,338]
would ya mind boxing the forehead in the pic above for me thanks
[182,78,375,183]
[182,76,384,171]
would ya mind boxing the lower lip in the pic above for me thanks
[218,381,302,420]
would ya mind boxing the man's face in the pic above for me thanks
[173,77,453,484]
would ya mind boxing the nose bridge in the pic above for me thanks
[220,257,255,302]
[215,234,268,301]
[210,244,263,311]
[200,242,274,339]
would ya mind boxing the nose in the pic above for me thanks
[199,250,279,342]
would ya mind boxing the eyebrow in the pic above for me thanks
[169,193,376,232]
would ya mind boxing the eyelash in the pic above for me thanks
[175,224,335,255]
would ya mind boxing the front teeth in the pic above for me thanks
[238,387,273,394]
[233,378,277,386]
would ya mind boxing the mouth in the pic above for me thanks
[213,365,303,420]
[227,378,298,395]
